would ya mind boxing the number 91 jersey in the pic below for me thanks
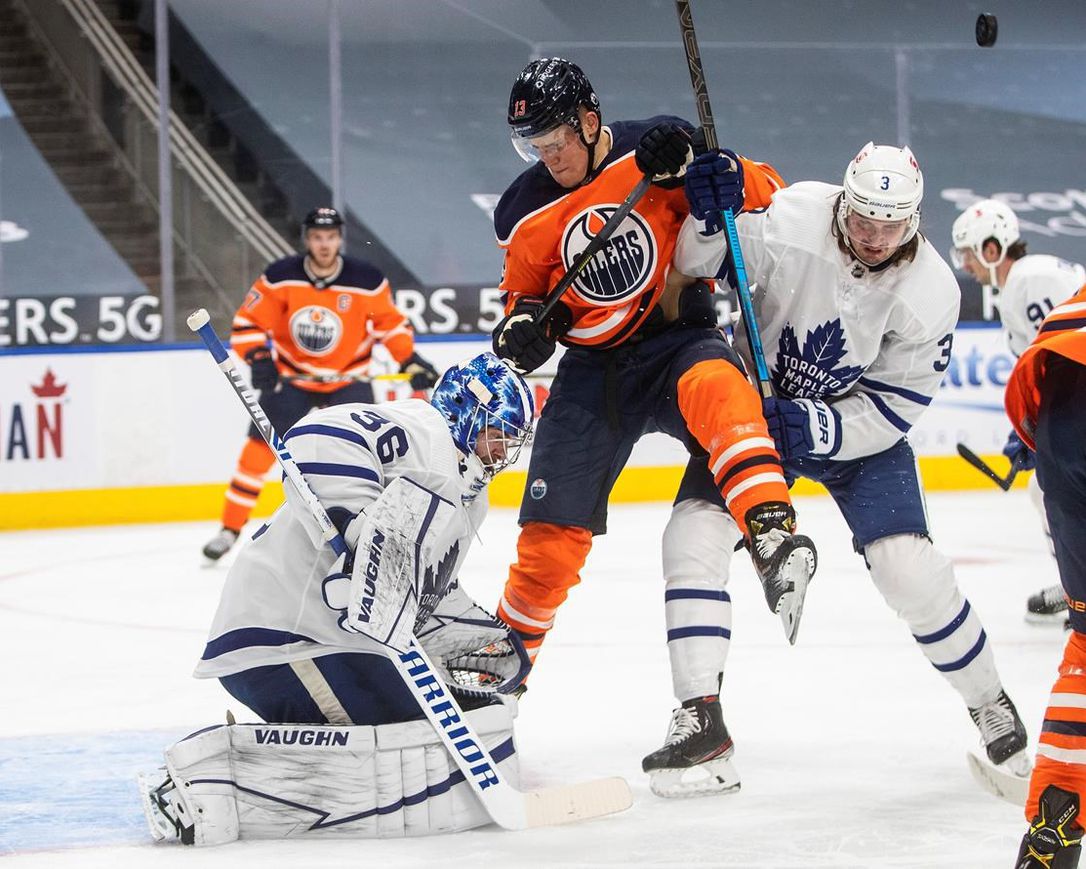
[494,115,783,350]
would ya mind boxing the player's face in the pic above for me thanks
[845,211,909,266]
[528,124,589,189]
[954,247,990,283]
[305,228,342,269]
[474,426,510,469]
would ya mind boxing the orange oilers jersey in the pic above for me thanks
[229,254,414,394]
[494,115,784,350]
[1006,282,1086,449]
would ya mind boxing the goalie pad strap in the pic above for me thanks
[161,704,517,843]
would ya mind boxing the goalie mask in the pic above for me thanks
[431,353,535,480]
[950,198,1020,287]
[836,142,923,266]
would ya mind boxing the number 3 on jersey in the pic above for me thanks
[933,333,953,372]
[351,410,409,464]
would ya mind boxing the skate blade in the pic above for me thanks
[648,755,741,799]
[966,750,1029,806]
[778,545,816,645]
[136,772,171,842]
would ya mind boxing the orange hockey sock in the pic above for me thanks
[497,522,593,665]
[676,359,791,534]
[1028,630,1086,819]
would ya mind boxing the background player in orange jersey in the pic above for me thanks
[201,206,439,561]
[490,57,817,798]
[1006,285,1086,868]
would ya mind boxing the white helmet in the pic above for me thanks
[836,142,923,263]
[949,198,1020,286]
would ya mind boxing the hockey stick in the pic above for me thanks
[535,172,653,325]
[673,0,772,399]
[188,308,632,830]
[283,372,411,384]
[955,442,1023,491]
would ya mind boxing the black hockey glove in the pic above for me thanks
[245,346,279,391]
[684,148,745,235]
[400,352,440,390]
[492,297,573,374]
[635,122,693,180]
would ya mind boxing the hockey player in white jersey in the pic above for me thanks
[674,142,1032,784]
[950,199,1086,625]
[142,353,536,844]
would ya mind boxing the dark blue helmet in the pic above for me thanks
[507,57,600,140]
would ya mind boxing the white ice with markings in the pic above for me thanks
[0,490,1066,867]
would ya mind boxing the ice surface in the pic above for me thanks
[0,491,1064,866]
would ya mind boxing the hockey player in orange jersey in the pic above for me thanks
[490,57,817,798]
[1006,284,1086,868]
[201,207,439,561]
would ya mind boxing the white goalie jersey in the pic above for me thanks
[997,254,1085,357]
[676,180,959,462]
[195,399,488,679]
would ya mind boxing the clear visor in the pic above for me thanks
[510,123,579,164]
[472,412,533,480]
[838,201,917,266]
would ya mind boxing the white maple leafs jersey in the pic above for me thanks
[679,181,959,462]
[997,254,1085,357]
[194,399,488,679]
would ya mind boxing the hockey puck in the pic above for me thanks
[975,13,998,48]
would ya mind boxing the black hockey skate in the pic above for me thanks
[202,527,239,562]
[744,502,817,645]
[642,696,740,798]
[1016,785,1084,869]
[970,690,1032,776]
[1027,584,1070,624]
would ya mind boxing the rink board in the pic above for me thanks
[0,325,1021,529]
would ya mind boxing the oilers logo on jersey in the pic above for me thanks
[562,204,656,307]
[773,320,864,399]
[290,306,343,356]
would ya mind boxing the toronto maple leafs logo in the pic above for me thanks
[773,320,864,399]
[414,540,462,630]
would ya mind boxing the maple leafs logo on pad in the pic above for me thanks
[773,320,864,399]
[415,540,462,630]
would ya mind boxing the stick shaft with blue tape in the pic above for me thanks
[674,0,773,398]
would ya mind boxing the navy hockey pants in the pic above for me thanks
[1034,354,1086,634]
[782,438,930,552]
[220,653,422,726]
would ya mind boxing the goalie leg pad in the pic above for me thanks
[662,498,738,700]
[866,534,1000,708]
[146,704,517,844]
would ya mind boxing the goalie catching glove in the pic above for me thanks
[416,583,531,699]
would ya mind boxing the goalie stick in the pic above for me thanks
[956,442,1024,492]
[188,308,632,830]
